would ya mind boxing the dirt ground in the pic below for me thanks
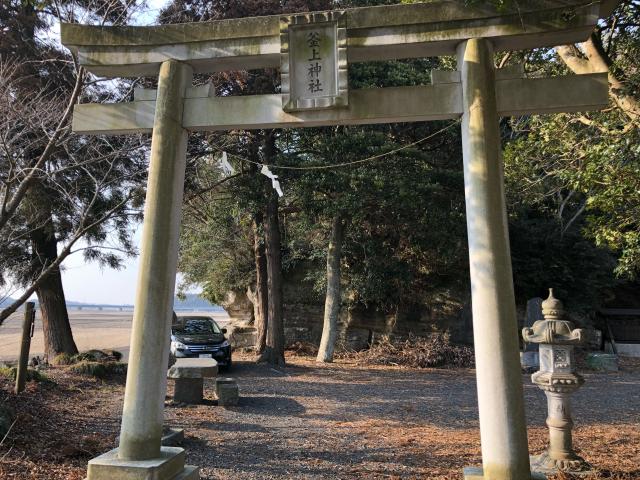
[0,353,638,480]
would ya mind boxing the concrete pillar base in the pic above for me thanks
[463,466,547,479]
[86,446,199,480]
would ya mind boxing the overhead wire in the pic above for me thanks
[217,119,462,171]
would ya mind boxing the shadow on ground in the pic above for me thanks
[165,356,640,479]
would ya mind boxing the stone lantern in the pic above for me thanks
[522,289,590,474]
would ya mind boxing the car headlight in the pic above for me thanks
[220,340,230,348]
[171,340,187,350]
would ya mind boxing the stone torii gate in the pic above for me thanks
[60,2,616,479]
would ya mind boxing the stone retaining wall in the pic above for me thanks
[221,262,473,350]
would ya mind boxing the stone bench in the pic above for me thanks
[215,377,239,406]
[167,358,218,404]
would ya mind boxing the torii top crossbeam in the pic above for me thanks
[62,0,617,77]
[61,0,615,135]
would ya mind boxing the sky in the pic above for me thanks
[29,0,177,305]
[60,228,144,305]
[135,0,172,25]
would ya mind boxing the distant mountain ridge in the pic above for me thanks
[174,293,221,311]
[1,293,221,310]
[0,297,16,309]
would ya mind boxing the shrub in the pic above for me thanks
[343,333,475,369]
[286,341,319,357]
[68,361,127,379]
[72,349,122,363]
[104,350,123,361]
[69,361,106,378]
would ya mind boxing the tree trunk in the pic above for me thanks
[316,214,345,363]
[252,213,269,355]
[31,221,78,359]
[258,132,285,366]
[261,188,285,366]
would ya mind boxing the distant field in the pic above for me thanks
[0,310,230,362]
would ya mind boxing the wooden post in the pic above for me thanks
[15,302,36,394]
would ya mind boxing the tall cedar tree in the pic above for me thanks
[0,1,147,357]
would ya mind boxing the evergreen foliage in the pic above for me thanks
[0,1,148,337]
[173,0,639,319]
[0,366,50,383]
[503,0,640,304]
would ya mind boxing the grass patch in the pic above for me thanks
[0,366,51,383]
[52,352,75,366]
[58,349,126,379]
[72,349,122,363]
[53,349,124,368]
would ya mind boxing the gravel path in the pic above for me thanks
[163,355,640,479]
[1,354,639,479]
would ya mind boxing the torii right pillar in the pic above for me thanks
[458,38,545,480]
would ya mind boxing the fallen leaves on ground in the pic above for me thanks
[0,355,638,479]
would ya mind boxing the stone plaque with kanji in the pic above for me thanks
[280,11,348,112]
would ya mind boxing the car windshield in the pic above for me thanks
[172,318,221,335]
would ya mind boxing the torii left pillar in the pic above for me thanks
[85,59,199,479]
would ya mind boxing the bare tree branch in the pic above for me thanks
[0,63,85,231]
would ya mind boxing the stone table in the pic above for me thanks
[167,358,218,404]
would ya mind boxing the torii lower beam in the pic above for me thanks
[72,73,607,134]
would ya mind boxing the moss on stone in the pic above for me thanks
[53,349,123,367]
[71,349,123,363]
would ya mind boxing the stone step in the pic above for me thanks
[215,377,236,385]
[463,467,546,479]
[162,428,185,447]
[86,462,198,480]
[173,466,199,480]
